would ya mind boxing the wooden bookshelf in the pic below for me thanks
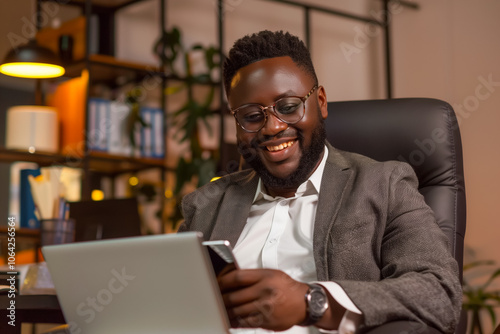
[64,54,165,84]
[87,151,168,174]
[42,0,143,9]
[0,148,168,175]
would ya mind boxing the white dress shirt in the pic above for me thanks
[230,146,361,334]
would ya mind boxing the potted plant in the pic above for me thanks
[462,260,500,334]
[154,27,222,229]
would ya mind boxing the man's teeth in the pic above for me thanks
[267,140,295,152]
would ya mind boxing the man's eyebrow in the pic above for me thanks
[247,90,297,106]
[273,90,299,101]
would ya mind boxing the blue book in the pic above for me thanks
[20,169,41,229]
[88,98,110,152]
[140,107,165,158]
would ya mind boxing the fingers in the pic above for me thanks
[218,269,282,328]
[222,279,276,308]
[216,269,309,331]
[218,268,266,293]
[227,297,288,330]
[230,310,267,329]
[226,298,274,325]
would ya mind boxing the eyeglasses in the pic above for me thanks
[230,85,318,133]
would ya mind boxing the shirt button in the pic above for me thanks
[280,201,287,206]
[269,238,277,244]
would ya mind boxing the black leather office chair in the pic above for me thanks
[325,98,467,334]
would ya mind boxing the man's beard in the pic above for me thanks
[238,118,327,190]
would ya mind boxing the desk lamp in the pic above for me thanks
[2,40,63,153]
[0,40,65,79]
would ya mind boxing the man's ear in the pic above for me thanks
[317,85,328,120]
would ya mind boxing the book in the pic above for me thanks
[140,106,164,158]
[108,101,132,156]
[20,169,41,228]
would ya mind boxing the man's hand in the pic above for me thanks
[217,268,309,331]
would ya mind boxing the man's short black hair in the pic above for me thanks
[223,30,318,96]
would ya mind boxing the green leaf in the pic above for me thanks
[174,157,195,196]
[173,104,190,117]
[463,260,495,272]
[201,117,213,137]
[205,46,221,70]
[153,26,184,75]
[202,86,215,108]
[485,305,497,328]
[481,268,500,290]
[482,292,500,303]
[165,84,186,95]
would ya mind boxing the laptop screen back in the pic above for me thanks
[42,232,230,334]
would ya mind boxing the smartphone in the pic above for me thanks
[203,240,239,277]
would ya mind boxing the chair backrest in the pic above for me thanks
[326,98,467,333]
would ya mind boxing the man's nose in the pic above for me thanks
[260,109,288,136]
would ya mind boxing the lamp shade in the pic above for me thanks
[6,105,59,153]
[0,40,65,78]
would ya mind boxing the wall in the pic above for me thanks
[395,1,500,331]
[392,0,500,280]
[115,0,385,101]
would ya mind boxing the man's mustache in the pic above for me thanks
[249,129,301,148]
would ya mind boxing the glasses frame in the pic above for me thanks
[230,85,319,133]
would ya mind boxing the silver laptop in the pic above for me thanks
[42,232,231,334]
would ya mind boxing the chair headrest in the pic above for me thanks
[325,98,464,190]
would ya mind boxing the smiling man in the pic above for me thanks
[230,56,327,198]
[179,31,461,334]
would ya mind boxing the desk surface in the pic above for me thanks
[0,294,65,333]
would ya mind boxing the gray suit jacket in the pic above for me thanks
[179,143,462,333]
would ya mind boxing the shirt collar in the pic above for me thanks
[253,145,329,202]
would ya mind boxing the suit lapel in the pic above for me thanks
[313,144,353,280]
[209,173,259,247]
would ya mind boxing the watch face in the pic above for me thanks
[309,287,328,320]
[301,285,329,326]
[310,289,328,313]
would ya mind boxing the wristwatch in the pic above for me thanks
[300,283,329,326]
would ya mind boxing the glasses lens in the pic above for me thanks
[234,96,306,132]
[275,97,304,122]
[236,106,266,131]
